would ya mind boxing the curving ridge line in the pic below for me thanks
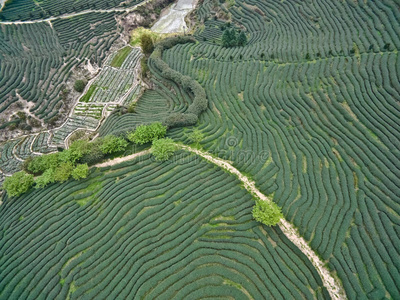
[92,144,347,299]
[0,0,151,25]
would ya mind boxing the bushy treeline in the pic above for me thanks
[221,28,247,48]
[2,122,170,197]
[252,199,282,226]
[150,36,208,128]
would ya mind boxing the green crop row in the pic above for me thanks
[0,151,328,299]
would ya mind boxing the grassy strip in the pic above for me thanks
[110,46,133,68]
[80,85,97,102]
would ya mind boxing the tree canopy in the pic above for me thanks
[140,33,155,55]
[222,28,247,48]
[34,168,56,189]
[151,138,176,161]
[72,164,89,180]
[127,122,167,145]
[74,80,86,93]
[100,135,129,154]
[252,199,283,226]
[2,171,34,197]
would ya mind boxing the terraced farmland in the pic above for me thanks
[0,43,143,178]
[155,0,400,298]
[0,11,122,132]
[0,0,144,21]
[0,152,330,299]
[0,0,399,298]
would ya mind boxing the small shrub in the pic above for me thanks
[74,80,86,93]
[151,138,176,161]
[187,129,204,147]
[252,199,283,226]
[127,102,137,113]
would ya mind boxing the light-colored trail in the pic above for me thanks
[94,149,150,168]
[0,0,151,25]
[180,145,346,300]
[92,143,346,299]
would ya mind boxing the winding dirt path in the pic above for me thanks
[94,149,150,168]
[91,143,346,299]
[180,145,346,300]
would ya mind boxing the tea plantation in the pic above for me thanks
[0,152,329,299]
[0,0,399,299]
[161,0,400,298]
[0,12,123,123]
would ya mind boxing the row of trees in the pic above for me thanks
[222,29,247,48]
[2,123,171,197]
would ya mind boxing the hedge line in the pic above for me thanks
[149,36,208,128]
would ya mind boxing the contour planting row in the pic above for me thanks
[0,0,144,21]
[193,0,399,63]
[81,47,142,103]
[99,89,174,136]
[163,18,400,297]
[99,37,209,136]
[51,116,99,145]
[0,132,58,175]
[0,152,329,299]
[0,12,122,123]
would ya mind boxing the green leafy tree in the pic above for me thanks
[34,168,55,189]
[80,139,105,165]
[252,199,283,226]
[221,29,231,48]
[140,33,154,55]
[63,139,91,163]
[72,164,89,180]
[237,31,247,46]
[127,122,167,145]
[27,153,59,174]
[151,138,176,161]
[229,29,237,47]
[222,29,239,47]
[74,80,86,93]
[2,171,34,197]
[187,129,204,147]
[100,135,128,154]
[54,162,74,182]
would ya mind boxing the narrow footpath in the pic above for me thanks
[92,144,347,300]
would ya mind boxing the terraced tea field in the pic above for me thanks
[0,152,330,299]
[0,0,399,299]
[159,0,400,298]
[0,44,142,179]
[0,0,145,21]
